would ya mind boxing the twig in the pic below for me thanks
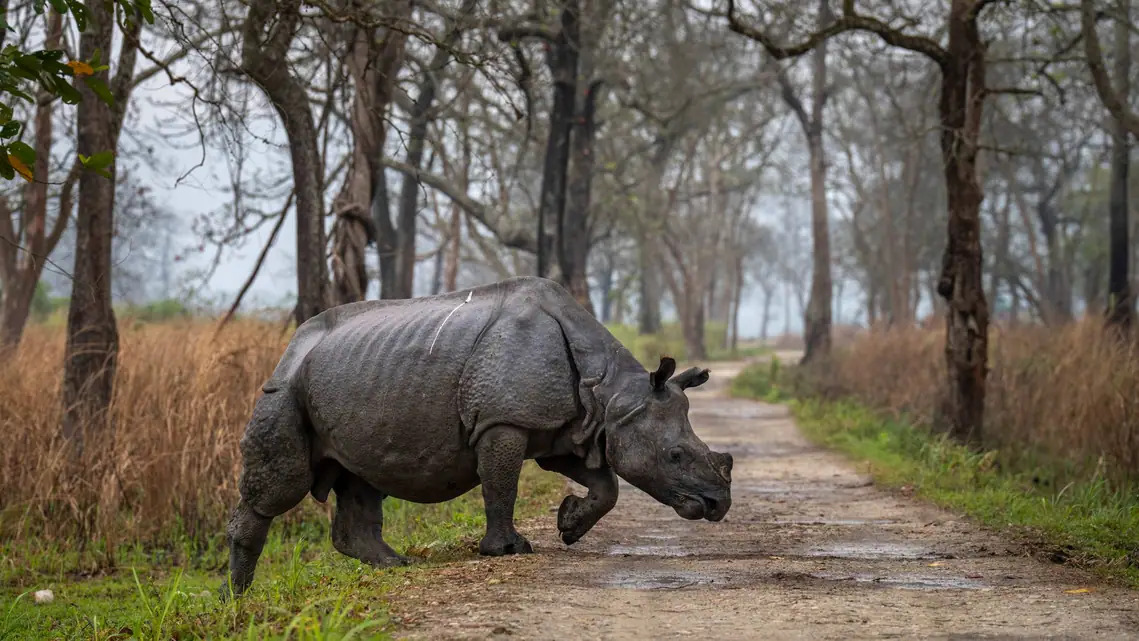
[213,190,294,337]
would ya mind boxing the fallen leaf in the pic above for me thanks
[927,562,944,567]
[8,154,31,181]
[1065,588,1092,594]
[67,60,94,77]
[487,578,501,585]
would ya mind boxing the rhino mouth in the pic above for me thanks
[673,492,731,522]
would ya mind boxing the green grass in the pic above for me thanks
[732,362,1139,588]
[1,464,563,640]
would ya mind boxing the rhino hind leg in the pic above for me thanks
[536,456,619,545]
[475,426,533,556]
[220,389,314,599]
[330,473,409,567]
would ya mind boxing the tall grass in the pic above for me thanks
[804,320,1139,484]
[1,322,290,554]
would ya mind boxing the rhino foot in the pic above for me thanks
[479,531,533,556]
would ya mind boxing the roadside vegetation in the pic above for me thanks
[732,322,1139,588]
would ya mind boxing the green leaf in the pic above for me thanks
[9,65,38,81]
[32,0,46,15]
[0,121,21,138]
[14,53,44,73]
[0,152,16,180]
[0,104,13,125]
[54,77,81,104]
[8,140,35,166]
[79,150,114,171]
[66,0,87,31]
[4,86,34,102]
[47,0,68,15]
[33,49,65,62]
[82,76,113,105]
[136,0,154,24]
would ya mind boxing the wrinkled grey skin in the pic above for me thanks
[220,276,733,598]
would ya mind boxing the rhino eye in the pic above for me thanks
[668,447,683,463]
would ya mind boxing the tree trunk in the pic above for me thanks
[989,197,1009,316]
[681,293,708,361]
[561,79,601,314]
[1106,0,1133,330]
[760,284,773,341]
[0,10,63,350]
[636,140,678,335]
[535,1,579,277]
[430,243,444,295]
[638,241,661,333]
[280,88,328,321]
[242,0,330,324]
[598,251,614,323]
[798,0,833,365]
[393,72,439,300]
[1037,200,1073,324]
[730,256,743,352]
[392,0,476,299]
[935,0,990,446]
[444,204,462,293]
[801,127,832,364]
[61,1,118,444]
[375,175,398,299]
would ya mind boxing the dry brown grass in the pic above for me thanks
[0,321,289,552]
[817,320,1139,481]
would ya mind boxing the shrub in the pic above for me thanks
[786,321,1139,484]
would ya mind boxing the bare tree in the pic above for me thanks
[1082,0,1139,139]
[62,0,143,442]
[1091,0,1134,329]
[728,0,1001,444]
[0,10,67,350]
[240,0,331,323]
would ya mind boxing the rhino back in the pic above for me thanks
[271,278,594,501]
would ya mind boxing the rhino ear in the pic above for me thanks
[672,367,710,390]
[650,356,677,391]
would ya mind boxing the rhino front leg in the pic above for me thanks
[536,456,619,545]
[475,426,533,556]
[331,473,409,567]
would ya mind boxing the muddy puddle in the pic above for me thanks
[607,544,692,557]
[600,569,729,590]
[773,518,898,526]
[799,541,949,560]
[810,572,988,591]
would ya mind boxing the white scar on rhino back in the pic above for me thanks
[429,290,473,355]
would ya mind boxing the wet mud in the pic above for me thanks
[391,358,1139,640]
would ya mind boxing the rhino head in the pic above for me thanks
[599,357,733,522]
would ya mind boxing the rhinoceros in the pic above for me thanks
[221,276,733,596]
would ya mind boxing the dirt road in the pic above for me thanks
[391,359,1139,640]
